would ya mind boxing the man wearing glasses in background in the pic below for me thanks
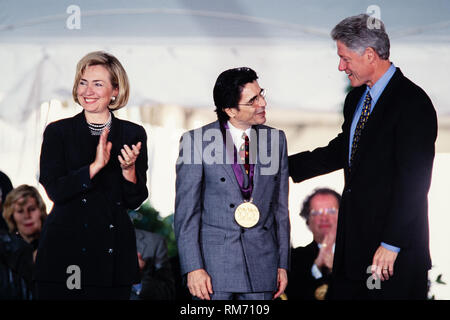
[175,67,290,300]
[286,188,341,300]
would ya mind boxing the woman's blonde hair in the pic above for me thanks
[2,185,47,233]
[72,51,130,110]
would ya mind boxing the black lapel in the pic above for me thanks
[72,111,97,166]
[347,68,403,179]
[108,111,122,168]
[308,241,320,258]
[343,86,366,178]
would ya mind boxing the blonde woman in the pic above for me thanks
[3,184,47,246]
[35,51,148,299]
[1,184,47,299]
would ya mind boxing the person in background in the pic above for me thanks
[35,51,148,300]
[130,228,175,300]
[1,184,47,299]
[0,170,14,231]
[286,188,340,300]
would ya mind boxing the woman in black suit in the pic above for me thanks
[35,51,148,299]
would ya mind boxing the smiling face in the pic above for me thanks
[337,41,376,88]
[308,194,339,244]
[225,80,267,130]
[13,196,42,243]
[76,64,118,120]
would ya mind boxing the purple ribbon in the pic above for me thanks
[221,122,254,200]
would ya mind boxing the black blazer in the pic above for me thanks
[286,241,332,300]
[35,111,148,287]
[289,68,437,281]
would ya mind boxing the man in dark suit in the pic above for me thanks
[286,188,341,300]
[175,67,290,300]
[289,14,437,300]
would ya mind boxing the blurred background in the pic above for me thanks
[1,0,449,299]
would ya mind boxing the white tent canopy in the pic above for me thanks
[1,0,450,299]
[1,0,450,123]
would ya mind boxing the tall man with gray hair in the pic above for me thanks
[289,14,437,299]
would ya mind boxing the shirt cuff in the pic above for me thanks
[311,264,323,280]
[381,242,401,253]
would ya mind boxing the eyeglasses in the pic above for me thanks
[310,207,338,217]
[238,88,266,106]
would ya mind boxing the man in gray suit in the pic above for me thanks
[174,67,290,300]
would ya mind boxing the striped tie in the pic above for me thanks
[239,132,250,175]
[350,91,372,167]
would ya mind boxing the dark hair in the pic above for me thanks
[300,188,341,225]
[213,67,258,123]
[0,171,13,206]
[331,14,390,60]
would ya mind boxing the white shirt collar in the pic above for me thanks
[227,120,251,150]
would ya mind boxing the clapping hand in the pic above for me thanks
[89,128,112,178]
[118,141,142,183]
[118,142,141,170]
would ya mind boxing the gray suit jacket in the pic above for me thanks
[133,229,175,300]
[174,121,290,293]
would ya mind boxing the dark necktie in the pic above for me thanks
[239,132,250,175]
[350,91,372,167]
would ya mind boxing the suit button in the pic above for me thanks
[108,248,113,254]
[230,204,235,208]
[82,183,88,189]
[347,188,352,193]
[81,198,87,204]
[220,177,225,182]
[116,201,122,206]
[274,176,278,181]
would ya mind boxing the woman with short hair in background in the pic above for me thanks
[1,184,47,299]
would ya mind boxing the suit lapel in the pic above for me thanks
[250,125,261,200]
[343,87,364,178]
[108,111,122,167]
[72,111,97,166]
[347,69,403,179]
[215,121,244,197]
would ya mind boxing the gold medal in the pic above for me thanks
[314,284,328,300]
[234,201,260,228]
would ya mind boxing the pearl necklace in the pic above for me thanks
[87,112,112,136]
